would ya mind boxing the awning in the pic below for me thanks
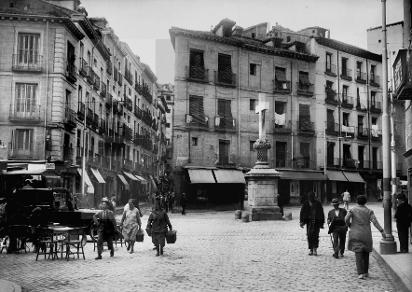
[77,169,94,194]
[213,169,245,184]
[327,170,348,182]
[278,171,326,181]
[123,171,139,181]
[135,174,148,184]
[188,169,216,184]
[343,172,365,183]
[90,168,106,184]
[3,163,47,175]
[117,174,129,190]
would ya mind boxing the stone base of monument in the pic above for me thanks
[245,166,282,221]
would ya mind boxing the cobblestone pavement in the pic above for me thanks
[0,206,400,292]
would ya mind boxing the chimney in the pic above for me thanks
[212,18,236,37]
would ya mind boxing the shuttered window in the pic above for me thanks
[12,129,33,151]
[218,54,232,72]
[298,71,309,84]
[299,104,310,120]
[189,95,205,123]
[275,67,286,81]
[189,50,204,68]
[15,83,37,113]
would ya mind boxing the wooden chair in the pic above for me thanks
[35,228,57,260]
[64,228,87,260]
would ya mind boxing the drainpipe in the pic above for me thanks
[290,60,294,163]
[237,47,241,167]
[336,50,342,168]
[44,21,50,160]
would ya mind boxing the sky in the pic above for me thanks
[82,0,403,84]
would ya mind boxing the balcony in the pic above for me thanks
[117,72,123,86]
[296,82,314,96]
[86,109,93,127]
[77,102,85,120]
[113,101,124,116]
[114,67,118,82]
[9,104,41,123]
[93,113,99,130]
[341,125,356,138]
[106,60,112,76]
[185,114,209,129]
[8,148,35,159]
[63,147,73,163]
[298,120,315,136]
[371,127,382,141]
[99,119,107,135]
[325,64,337,77]
[123,159,134,171]
[343,158,357,169]
[65,61,77,84]
[214,71,236,87]
[370,101,382,114]
[124,69,133,85]
[356,98,367,112]
[273,80,291,94]
[93,74,100,91]
[341,95,354,109]
[105,94,113,109]
[326,122,339,136]
[369,75,380,87]
[293,157,316,169]
[135,83,142,95]
[357,127,369,140]
[214,116,236,132]
[12,53,43,72]
[135,106,143,119]
[273,120,292,135]
[124,96,133,111]
[325,88,338,105]
[86,67,95,85]
[64,108,76,129]
[123,124,133,141]
[187,66,209,83]
[79,59,88,77]
[141,83,153,103]
[355,72,367,84]
[100,82,107,98]
[340,69,352,81]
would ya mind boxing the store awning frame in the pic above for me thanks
[135,174,148,184]
[117,174,129,190]
[77,169,94,194]
[278,171,326,181]
[123,171,139,181]
[326,170,348,182]
[188,169,216,184]
[343,172,366,183]
[213,169,246,184]
[90,168,106,184]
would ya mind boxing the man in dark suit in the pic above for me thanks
[395,194,412,253]
[327,198,348,258]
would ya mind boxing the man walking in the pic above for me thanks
[327,198,348,258]
[93,199,117,260]
[342,189,350,210]
[394,194,412,253]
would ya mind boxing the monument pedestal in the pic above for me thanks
[245,163,282,221]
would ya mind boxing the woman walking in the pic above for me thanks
[146,197,173,256]
[345,195,385,279]
[299,192,325,256]
[120,199,142,254]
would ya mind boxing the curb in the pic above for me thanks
[372,249,410,292]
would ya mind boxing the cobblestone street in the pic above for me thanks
[0,206,400,292]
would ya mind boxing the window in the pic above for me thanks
[372,147,378,169]
[342,85,348,100]
[189,95,205,124]
[218,140,230,165]
[191,137,198,146]
[15,83,37,113]
[327,142,335,166]
[343,144,352,162]
[300,142,310,168]
[327,109,335,129]
[166,95,171,101]
[326,53,332,71]
[358,146,365,167]
[189,49,204,68]
[286,36,291,42]
[249,99,256,111]
[275,67,287,82]
[251,33,256,39]
[342,112,349,126]
[370,65,376,81]
[249,141,255,151]
[217,53,232,84]
[274,101,286,128]
[217,99,232,117]
[13,129,33,152]
[250,63,257,75]
[356,61,362,77]
[326,80,333,89]
[79,42,84,60]
[275,142,286,167]
[299,104,310,121]
[17,33,40,65]
[166,123,170,128]
[67,41,75,69]
[372,117,377,125]
[371,91,376,106]
[341,57,348,75]
[298,71,309,85]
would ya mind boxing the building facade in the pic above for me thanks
[0,0,166,207]
[170,19,384,205]
[157,83,174,174]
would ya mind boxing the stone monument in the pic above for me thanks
[245,93,282,221]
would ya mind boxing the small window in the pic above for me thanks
[250,141,255,151]
[378,39,381,43]
[166,95,171,101]
[250,99,256,111]
[192,137,198,146]
[166,123,170,128]
[250,63,257,76]
[286,36,291,42]
[251,33,256,39]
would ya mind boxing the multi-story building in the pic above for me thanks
[392,0,412,204]
[0,0,166,207]
[170,19,384,205]
[157,83,174,174]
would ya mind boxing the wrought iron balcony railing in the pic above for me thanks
[12,53,43,72]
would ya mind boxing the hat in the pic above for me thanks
[331,198,340,205]
[101,197,110,203]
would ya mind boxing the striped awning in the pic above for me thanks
[90,168,106,184]
[117,174,129,190]
[77,169,94,194]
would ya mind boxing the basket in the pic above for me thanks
[166,230,176,244]
[136,229,144,242]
